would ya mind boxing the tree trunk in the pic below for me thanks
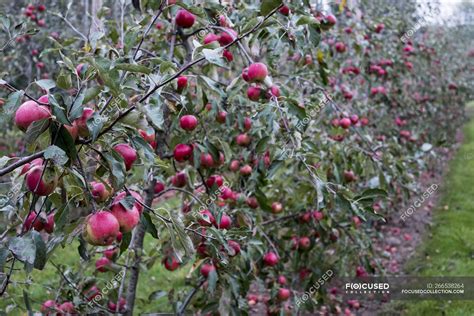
[90,0,103,35]
[124,179,156,315]
[83,0,89,35]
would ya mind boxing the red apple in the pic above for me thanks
[229,160,240,172]
[95,257,111,272]
[246,197,259,209]
[204,33,219,44]
[57,301,75,314]
[325,14,337,26]
[223,49,233,62]
[298,236,311,250]
[24,212,44,231]
[41,300,57,314]
[198,209,215,226]
[107,297,126,313]
[247,85,262,101]
[271,202,283,214]
[240,164,252,176]
[90,181,110,202]
[113,190,144,214]
[227,240,241,256]
[375,23,385,33]
[180,115,198,131]
[278,288,291,300]
[263,251,279,266]
[43,213,55,233]
[25,166,57,196]
[277,275,287,285]
[110,202,140,233]
[75,107,94,137]
[177,75,188,91]
[139,129,155,143]
[104,247,118,260]
[200,153,215,168]
[175,9,195,28]
[84,211,120,246]
[200,263,216,277]
[163,254,180,271]
[171,172,187,187]
[154,182,165,194]
[173,144,193,162]
[335,42,346,53]
[236,134,251,146]
[206,175,224,188]
[218,28,237,45]
[339,118,351,129]
[14,100,51,132]
[247,63,268,82]
[215,213,232,229]
[216,111,227,124]
[243,117,252,131]
[113,144,137,171]
[267,85,280,98]
[344,170,356,182]
[242,67,250,82]
[279,5,290,16]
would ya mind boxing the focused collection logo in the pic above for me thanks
[345,282,390,294]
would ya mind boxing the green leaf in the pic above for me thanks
[255,136,271,154]
[255,188,273,212]
[120,232,132,254]
[25,119,49,144]
[49,95,72,125]
[56,69,72,90]
[148,290,167,301]
[23,290,32,313]
[3,90,24,117]
[8,234,36,265]
[205,140,220,162]
[260,0,282,16]
[54,203,70,231]
[83,86,102,103]
[51,124,77,164]
[86,112,105,142]
[202,48,227,68]
[131,136,155,162]
[0,246,9,271]
[0,156,11,168]
[144,102,165,131]
[44,145,68,166]
[421,143,433,152]
[32,231,47,270]
[115,63,151,74]
[35,79,56,91]
[286,98,307,120]
[170,215,195,258]
[69,92,85,121]
[355,188,388,202]
[142,212,158,239]
[103,151,126,190]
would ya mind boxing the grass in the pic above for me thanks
[0,234,190,315]
[385,101,474,316]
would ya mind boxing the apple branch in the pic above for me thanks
[139,3,284,104]
[0,151,45,177]
[177,280,205,316]
[0,81,49,106]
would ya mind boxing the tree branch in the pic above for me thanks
[0,151,45,177]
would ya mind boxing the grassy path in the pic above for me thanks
[391,102,474,315]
